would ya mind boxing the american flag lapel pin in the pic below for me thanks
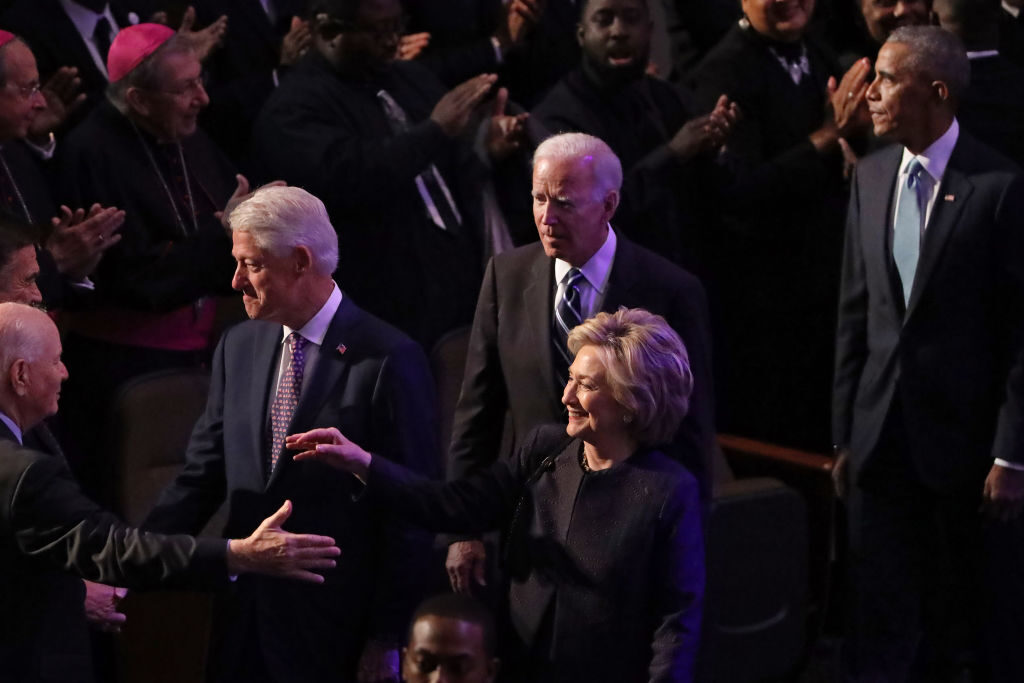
[336,344,347,355]
[944,194,955,202]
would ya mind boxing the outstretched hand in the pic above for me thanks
[227,500,340,583]
[286,427,373,477]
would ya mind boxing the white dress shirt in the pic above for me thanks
[553,225,617,320]
[271,283,342,399]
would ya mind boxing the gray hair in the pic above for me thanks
[106,34,194,114]
[0,302,46,375]
[534,133,623,198]
[886,25,970,100]
[228,186,339,275]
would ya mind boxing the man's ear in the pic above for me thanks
[602,189,620,221]
[577,22,585,47]
[9,358,28,397]
[125,87,151,118]
[932,80,950,103]
[293,245,314,274]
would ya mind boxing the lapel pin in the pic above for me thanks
[944,194,955,202]
[336,344,347,355]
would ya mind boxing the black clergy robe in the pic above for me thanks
[251,52,483,350]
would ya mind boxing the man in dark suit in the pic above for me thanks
[143,186,439,682]
[0,300,340,683]
[444,131,714,593]
[833,26,1024,681]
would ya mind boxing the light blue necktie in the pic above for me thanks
[893,158,926,305]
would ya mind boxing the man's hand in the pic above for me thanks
[667,94,740,160]
[227,500,340,581]
[29,67,85,141]
[485,87,528,161]
[287,427,373,478]
[216,176,287,229]
[982,463,1024,522]
[47,204,125,281]
[82,581,128,633]
[357,639,400,683]
[446,540,487,594]
[495,0,544,51]
[430,74,498,137]
[396,32,431,61]
[832,448,850,501]
[179,6,228,62]
[280,16,312,66]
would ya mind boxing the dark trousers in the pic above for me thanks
[843,408,1024,682]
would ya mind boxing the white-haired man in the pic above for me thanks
[834,25,1024,680]
[0,301,339,683]
[143,185,440,683]
[444,132,715,593]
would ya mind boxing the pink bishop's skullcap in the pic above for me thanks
[0,30,16,48]
[107,23,175,83]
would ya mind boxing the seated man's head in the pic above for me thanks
[0,302,67,432]
[106,24,209,143]
[532,133,621,267]
[867,25,967,151]
[0,222,41,307]
[859,0,934,45]
[0,32,45,143]
[228,185,339,328]
[310,0,403,76]
[403,594,499,683]
[578,0,652,86]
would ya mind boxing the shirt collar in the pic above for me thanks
[0,411,23,445]
[1004,1,1021,18]
[900,118,959,184]
[554,225,617,293]
[59,0,117,38]
[282,283,342,347]
[967,50,1000,59]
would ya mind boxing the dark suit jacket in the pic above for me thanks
[0,422,226,683]
[371,423,704,683]
[958,55,1024,168]
[143,294,440,680]
[251,53,483,349]
[448,237,715,500]
[833,132,1024,494]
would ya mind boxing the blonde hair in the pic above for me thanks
[568,308,692,446]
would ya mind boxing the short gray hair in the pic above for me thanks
[886,25,970,100]
[228,186,339,275]
[0,36,28,89]
[0,302,46,374]
[534,133,623,198]
[106,34,194,114]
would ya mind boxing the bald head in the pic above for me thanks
[0,303,67,431]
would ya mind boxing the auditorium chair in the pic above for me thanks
[105,368,221,683]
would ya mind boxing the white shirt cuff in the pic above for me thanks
[994,458,1024,472]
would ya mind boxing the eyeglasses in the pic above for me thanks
[151,74,208,98]
[4,80,41,100]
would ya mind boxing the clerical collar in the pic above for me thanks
[0,411,23,445]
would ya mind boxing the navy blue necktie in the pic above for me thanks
[552,268,584,389]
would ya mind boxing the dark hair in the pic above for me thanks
[308,0,362,24]
[408,594,497,656]
[0,216,36,273]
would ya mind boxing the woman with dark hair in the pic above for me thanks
[287,307,704,682]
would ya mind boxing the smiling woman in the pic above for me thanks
[288,307,704,682]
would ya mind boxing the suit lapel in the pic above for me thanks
[601,235,637,312]
[905,150,975,319]
[250,324,282,485]
[524,253,558,395]
[265,298,356,488]
[862,147,905,316]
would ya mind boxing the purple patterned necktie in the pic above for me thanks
[268,332,307,475]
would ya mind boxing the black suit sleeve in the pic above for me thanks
[6,452,226,588]
[447,257,509,479]
[832,166,869,449]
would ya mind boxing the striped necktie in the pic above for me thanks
[552,268,584,389]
